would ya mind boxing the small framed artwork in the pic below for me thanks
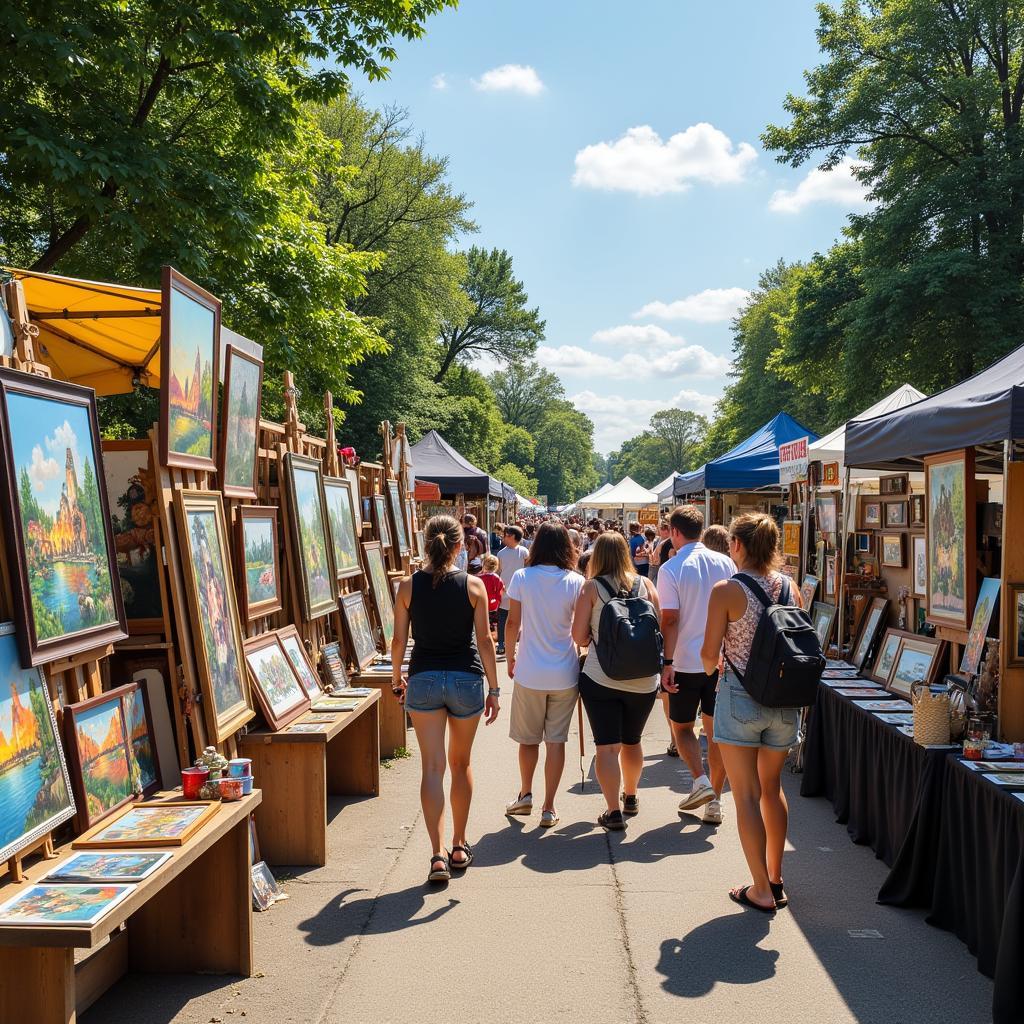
[855,532,873,553]
[73,801,219,849]
[362,540,395,647]
[799,575,819,610]
[243,633,311,731]
[372,494,393,552]
[782,521,802,558]
[880,473,908,496]
[236,505,284,622]
[811,602,837,648]
[912,534,927,597]
[869,629,904,685]
[924,448,976,630]
[322,476,363,582]
[345,467,363,532]
[1007,583,1024,667]
[277,624,325,699]
[851,597,889,671]
[858,496,882,530]
[386,479,412,557]
[814,493,838,535]
[218,344,263,500]
[888,636,946,697]
[339,592,378,671]
[414,530,426,559]
[283,452,339,621]
[121,682,160,796]
[880,533,905,568]
[320,641,350,691]
[959,577,1001,676]
[822,462,840,487]
[42,850,172,883]
[910,494,925,527]
[883,501,908,528]
[824,554,837,599]
[0,882,135,927]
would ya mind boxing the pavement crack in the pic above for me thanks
[605,833,649,1024]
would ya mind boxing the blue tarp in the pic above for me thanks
[674,412,819,496]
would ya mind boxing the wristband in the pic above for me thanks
[663,659,673,666]
[488,687,501,697]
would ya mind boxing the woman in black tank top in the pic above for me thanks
[393,515,499,883]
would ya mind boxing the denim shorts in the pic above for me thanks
[405,670,485,719]
[713,668,799,751]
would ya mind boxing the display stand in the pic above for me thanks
[0,790,259,1024]
[351,672,407,757]
[237,692,380,866]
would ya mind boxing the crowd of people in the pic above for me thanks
[391,504,803,913]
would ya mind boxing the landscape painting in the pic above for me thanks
[889,644,937,697]
[340,592,379,669]
[387,481,411,556]
[373,494,393,551]
[244,634,310,731]
[0,882,134,927]
[0,371,127,665]
[122,685,158,794]
[323,477,362,581]
[74,801,217,848]
[219,346,263,499]
[237,507,283,621]
[925,450,975,628]
[960,577,1000,677]
[1010,584,1024,667]
[362,541,395,647]
[44,850,171,883]
[0,624,75,863]
[278,626,324,698]
[161,268,220,471]
[285,454,338,620]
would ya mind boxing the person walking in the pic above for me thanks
[572,533,662,830]
[628,521,650,578]
[392,515,500,883]
[701,524,731,557]
[657,505,735,825]
[503,523,583,827]
[496,525,530,657]
[463,513,488,575]
[701,513,799,912]
[480,553,504,640]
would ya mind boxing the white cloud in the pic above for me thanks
[28,444,60,499]
[590,324,680,348]
[431,73,449,91]
[769,156,871,214]
[572,123,757,196]
[634,286,750,323]
[473,64,545,96]
[538,343,730,379]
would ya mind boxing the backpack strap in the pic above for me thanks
[629,576,642,599]
[595,576,617,602]
[733,572,772,609]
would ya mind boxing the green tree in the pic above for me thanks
[649,409,708,474]
[497,425,537,475]
[488,361,565,432]
[436,247,545,381]
[78,458,105,551]
[606,432,677,489]
[429,365,506,472]
[534,402,599,504]
[493,462,536,498]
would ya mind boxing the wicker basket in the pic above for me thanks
[911,683,951,745]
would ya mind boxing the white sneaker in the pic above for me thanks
[506,793,533,816]
[540,809,559,827]
[678,781,716,812]
[702,799,724,825]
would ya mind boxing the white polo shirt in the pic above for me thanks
[657,541,735,673]
[497,543,530,610]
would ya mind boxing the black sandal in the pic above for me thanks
[428,853,451,882]
[598,809,626,831]
[728,885,776,914]
[450,842,474,869]
[770,881,788,908]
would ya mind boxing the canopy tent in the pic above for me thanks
[596,476,658,508]
[516,492,538,510]
[409,429,503,497]
[576,481,615,506]
[810,384,926,478]
[845,343,1024,473]
[674,412,819,496]
[654,472,682,501]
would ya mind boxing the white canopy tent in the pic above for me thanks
[653,472,681,502]
[576,481,615,506]
[596,476,659,509]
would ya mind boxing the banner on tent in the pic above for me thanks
[638,508,659,525]
[779,436,809,485]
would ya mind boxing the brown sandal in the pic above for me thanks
[450,843,474,869]
[428,853,450,882]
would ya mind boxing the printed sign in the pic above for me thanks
[779,436,810,485]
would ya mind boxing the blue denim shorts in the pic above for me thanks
[712,669,799,751]
[405,670,485,719]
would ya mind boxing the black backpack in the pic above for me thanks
[593,576,663,680]
[725,573,824,709]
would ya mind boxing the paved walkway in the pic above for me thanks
[88,663,994,1024]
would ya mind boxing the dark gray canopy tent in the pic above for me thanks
[409,429,504,499]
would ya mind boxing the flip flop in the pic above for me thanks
[729,885,776,913]
[450,843,474,869]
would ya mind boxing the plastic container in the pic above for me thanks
[218,776,244,801]
[228,758,252,778]
[181,766,209,799]
[240,775,254,795]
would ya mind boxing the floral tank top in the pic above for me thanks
[723,572,788,674]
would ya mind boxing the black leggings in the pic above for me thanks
[578,673,658,746]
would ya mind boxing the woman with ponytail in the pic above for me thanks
[701,513,802,913]
[393,515,500,883]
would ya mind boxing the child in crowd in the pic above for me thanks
[480,554,505,638]
[701,524,731,556]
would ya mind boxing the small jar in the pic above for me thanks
[963,716,986,760]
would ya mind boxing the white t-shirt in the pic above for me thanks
[506,565,584,690]
[497,543,530,610]
[657,541,735,673]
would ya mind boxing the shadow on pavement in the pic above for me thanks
[81,973,234,1024]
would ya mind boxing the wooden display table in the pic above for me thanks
[353,667,408,759]
[0,790,260,1024]
[238,690,380,867]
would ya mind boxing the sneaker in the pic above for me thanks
[598,809,626,831]
[540,809,559,827]
[702,798,724,825]
[678,781,716,812]
[666,741,678,757]
[622,793,639,816]
[506,792,533,816]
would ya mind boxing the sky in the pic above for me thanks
[350,0,869,455]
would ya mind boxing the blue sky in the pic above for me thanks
[351,0,868,454]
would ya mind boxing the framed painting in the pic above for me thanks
[868,629,904,685]
[345,467,363,533]
[277,624,325,699]
[824,554,837,599]
[0,882,134,927]
[851,597,889,671]
[799,575,818,610]
[159,267,220,472]
[854,532,873,553]
[42,850,172,883]
[386,480,411,557]
[174,490,254,743]
[283,453,338,620]
[235,505,283,622]
[0,622,76,864]
[339,592,378,670]
[0,369,127,666]
[858,496,882,530]
[414,530,425,559]
[323,476,362,582]
[822,462,840,488]
[883,501,907,528]
[924,449,976,629]
[880,473,908,496]
[911,534,927,597]
[320,641,349,691]
[243,633,310,731]
[814,493,838,535]
[1006,583,1024,667]
[63,685,136,831]
[121,682,160,796]
[73,801,218,849]
[960,577,1000,677]
[372,494,393,552]
[102,439,166,634]
[880,533,905,568]
[888,636,945,697]
[363,540,395,647]
[910,494,925,528]
[811,602,837,649]
[782,521,801,559]
[217,344,263,500]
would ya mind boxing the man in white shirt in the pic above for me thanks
[657,505,735,824]
[496,525,529,656]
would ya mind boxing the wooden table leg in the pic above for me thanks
[127,816,253,976]
[241,740,327,866]
[0,945,75,1024]
[361,680,407,758]
[327,704,380,797]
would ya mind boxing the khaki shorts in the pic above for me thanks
[509,683,578,744]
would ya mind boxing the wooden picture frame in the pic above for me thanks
[345,467,363,532]
[811,601,837,649]
[414,530,425,559]
[883,500,908,528]
[372,494,393,552]
[911,534,927,597]
[880,533,905,568]
[386,479,411,557]
[323,476,363,582]
[799,575,818,610]
[869,629,905,685]
[235,505,284,622]
[243,632,310,731]
[277,624,325,699]
[879,473,908,496]
[887,635,946,697]
[782,520,801,558]
[0,369,128,666]
[959,577,1001,677]
[362,540,395,647]
[283,453,339,620]
[924,449,976,629]
[217,344,263,500]
[824,554,837,599]
[850,596,889,671]
[73,801,219,849]
[814,492,838,535]
[339,591,378,670]
[159,266,221,472]
[120,681,161,797]
[910,493,925,528]
[822,462,840,487]
[858,495,882,530]
[1005,582,1024,667]
[320,640,350,691]
[173,490,254,743]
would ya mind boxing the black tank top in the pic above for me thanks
[408,570,484,677]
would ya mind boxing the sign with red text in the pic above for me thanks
[779,436,810,485]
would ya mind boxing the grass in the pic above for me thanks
[381,746,412,770]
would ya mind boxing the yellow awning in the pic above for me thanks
[5,267,162,395]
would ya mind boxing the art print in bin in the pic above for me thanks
[244,634,310,731]
[218,345,263,500]
[323,476,362,582]
[284,453,338,620]
[0,883,134,927]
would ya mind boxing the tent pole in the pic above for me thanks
[705,489,711,525]
[801,480,810,584]
[836,467,852,655]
